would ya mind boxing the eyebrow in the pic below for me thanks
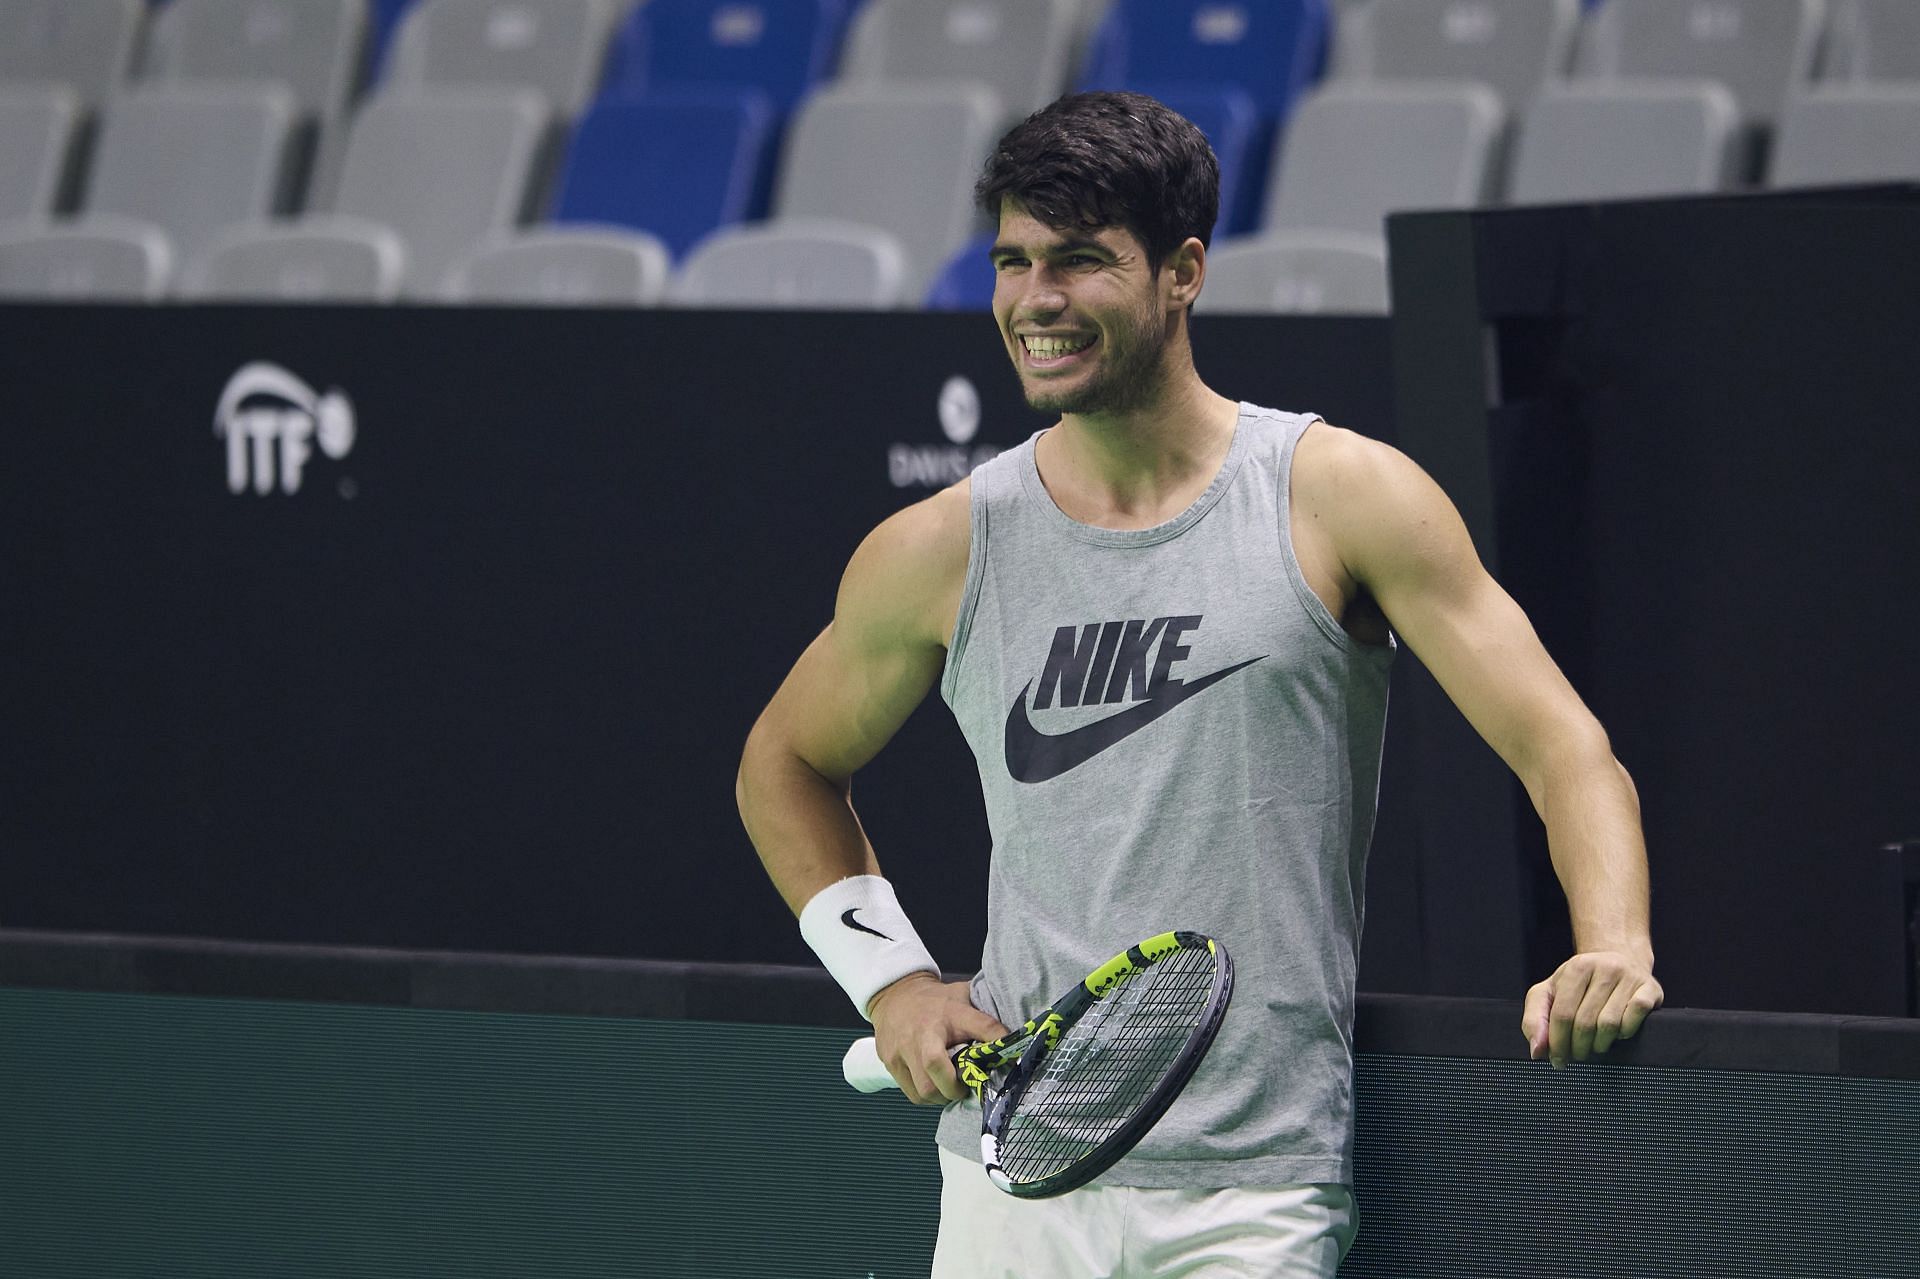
[990,236,1115,260]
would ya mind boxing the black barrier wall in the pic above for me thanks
[0,307,1404,983]
[1387,186,1920,1015]
[3,935,1917,1278]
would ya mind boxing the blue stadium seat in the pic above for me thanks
[923,231,994,311]
[550,89,778,259]
[603,0,849,118]
[365,0,416,80]
[1147,86,1260,237]
[1077,0,1330,237]
[1078,0,1330,120]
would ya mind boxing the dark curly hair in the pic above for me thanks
[975,92,1220,272]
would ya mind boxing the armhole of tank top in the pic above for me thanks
[1277,416,1385,658]
[939,471,991,705]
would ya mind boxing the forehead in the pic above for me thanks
[992,199,1145,256]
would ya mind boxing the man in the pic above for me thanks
[736,92,1662,1277]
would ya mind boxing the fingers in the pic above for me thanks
[871,977,1007,1106]
[1523,954,1665,1069]
[1521,979,1553,1061]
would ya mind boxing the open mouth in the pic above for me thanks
[1020,333,1097,366]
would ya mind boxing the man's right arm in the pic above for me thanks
[734,481,1006,1100]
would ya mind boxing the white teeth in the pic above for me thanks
[1023,335,1094,358]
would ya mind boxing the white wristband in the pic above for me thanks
[798,875,940,1020]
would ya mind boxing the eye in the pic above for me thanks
[992,255,1028,272]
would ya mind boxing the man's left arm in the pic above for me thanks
[1307,426,1665,1068]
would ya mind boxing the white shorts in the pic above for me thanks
[930,1146,1357,1279]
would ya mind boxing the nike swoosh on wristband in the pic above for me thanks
[1003,656,1267,784]
[841,909,893,941]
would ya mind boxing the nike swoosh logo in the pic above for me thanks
[1003,656,1266,784]
[841,909,892,941]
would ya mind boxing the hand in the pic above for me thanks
[1521,950,1664,1069]
[867,972,1010,1105]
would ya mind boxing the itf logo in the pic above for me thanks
[213,362,356,495]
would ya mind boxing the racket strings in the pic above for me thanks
[997,946,1218,1182]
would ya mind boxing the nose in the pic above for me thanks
[1011,263,1068,321]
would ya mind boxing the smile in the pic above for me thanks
[1020,333,1097,362]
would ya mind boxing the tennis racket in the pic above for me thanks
[842,930,1233,1199]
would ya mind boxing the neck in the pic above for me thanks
[1038,342,1242,526]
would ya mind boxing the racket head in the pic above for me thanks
[971,931,1234,1199]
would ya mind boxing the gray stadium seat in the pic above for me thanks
[1769,85,1920,186]
[0,216,169,300]
[385,0,620,117]
[1198,232,1390,315]
[1819,0,1920,84]
[1332,0,1581,115]
[83,85,300,268]
[1572,0,1824,132]
[774,82,1002,298]
[0,0,146,105]
[442,227,672,305]
[0,86,80,221]
[842,0,1081,125]
[1507,81,1742,204]
[669,220,911,309]
[1264,82,1506,238]
[320,88,550,297]
[175,216,406,301]
[141,0,369,125]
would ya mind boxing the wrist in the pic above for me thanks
[798,875,940,1020]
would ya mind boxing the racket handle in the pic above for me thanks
[842,1036,898,1093]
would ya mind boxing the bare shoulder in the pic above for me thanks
[1293,422,1475,585]
[838,478,973,650]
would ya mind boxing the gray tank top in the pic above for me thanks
[933,403,1394,1188]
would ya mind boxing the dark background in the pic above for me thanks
[3,186,1917,1015]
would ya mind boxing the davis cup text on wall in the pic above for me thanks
[888,373,1001,489]
[213,362,356,496]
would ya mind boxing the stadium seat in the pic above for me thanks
[1078,0,1331,123]
[0,86,80,221]
[1078,0,1332,238]
[841,0,1081,127]
[1571,0,1823,142]
[175,216,406,301]
[83,85,301,267]
[1263,81,1505,237]
[774,81,1002,297]
[0,216,170,300]
[1769,85,1920,187]
[1819,0,1920,84]
[550,89,777,259]
[604,0,847,118]
[441,227,672,304]
[670,219,910,308]
[923,231,994,311]
[142,0,370,126]
[383,0,620,116]
[319,87,550,296]
[366,0,417,78]
[1197,231,1389,314]
[1506,81,1742,204]
[0,0,146,106]
[1148,86,1262,236]
[1331,0,1582,115]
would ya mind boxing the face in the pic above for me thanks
[989,201,1176,418]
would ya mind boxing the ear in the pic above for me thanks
[1162,236,1207,311]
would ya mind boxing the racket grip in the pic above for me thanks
[842,1036,899,1093]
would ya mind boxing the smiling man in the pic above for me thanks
[736,92,1662,1277]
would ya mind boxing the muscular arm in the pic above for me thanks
[735,481,1005,1097]
[1303,425,1663,1065]
[736,484,965,911]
